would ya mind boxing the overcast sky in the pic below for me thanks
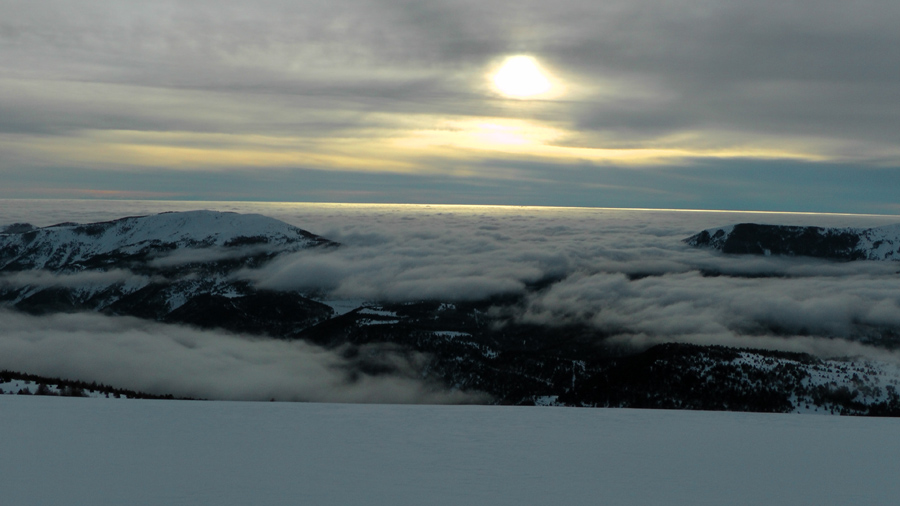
[2,0,900,213]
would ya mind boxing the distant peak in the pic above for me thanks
[0,223,37,235]
[1,211,337,272]
[685,222,900,261]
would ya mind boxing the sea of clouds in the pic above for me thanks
[3,200,900,400]
[0,309,482,403]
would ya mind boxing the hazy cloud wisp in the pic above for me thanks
[0,309,485,404]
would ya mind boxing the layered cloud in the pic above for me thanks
[242,205,900,359]
[245,204,900,296]
[3,1,900,209]
[0,309,485,403]
[0,269,150,289]
[510,271,900,360]
[5,202,900,370]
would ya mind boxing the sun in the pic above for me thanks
[491,55,553,98]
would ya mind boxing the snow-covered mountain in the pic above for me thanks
[0,210,335,272]
[684,222,900,260]
[0,210,336,332]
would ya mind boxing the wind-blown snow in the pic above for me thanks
[1,396,898,506]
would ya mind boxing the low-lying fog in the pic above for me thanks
[2,200,900,401]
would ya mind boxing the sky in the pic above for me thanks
[2,0,900,213]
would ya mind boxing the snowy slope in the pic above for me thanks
[2,396,899,506]
[0,378,139,399]
[0,210,334,272]
[856,223,900,259]
[0,211,337,333]
[685,222,900,260]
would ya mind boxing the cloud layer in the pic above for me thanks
[0,309,485,404]
[5,202,900,384]
[511,271,900,361]
[4,1,900,210]
[0,268,149,289]
[5,0,899,150]
[246,204,900,359]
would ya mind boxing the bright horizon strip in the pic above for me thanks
[6,127,831,173]
[3,198,897,219]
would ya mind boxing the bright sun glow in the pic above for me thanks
[492,56,553,98]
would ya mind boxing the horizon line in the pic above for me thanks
[1,197,898,219]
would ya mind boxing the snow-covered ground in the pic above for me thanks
[0,379,126,398]
[730,352,900,413]
[317,298,368,315]
[2,396,898,506]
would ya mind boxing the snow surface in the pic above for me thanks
[2,396,899,506]
[358,318,401,326]
[0,379,131,399]
[432,331,472,338]
[857,223,900,260]
[357,307,399,317]
[317,298,367,315]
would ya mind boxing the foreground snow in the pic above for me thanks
[1,397,898,505]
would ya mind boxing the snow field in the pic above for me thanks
[2,396,899,506]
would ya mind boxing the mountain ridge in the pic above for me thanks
[1,210,337,333]
[0,210,337,273]
[684,222,900,261]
